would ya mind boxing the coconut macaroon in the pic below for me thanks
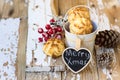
[68,7,93,35]
[43,38,65,58]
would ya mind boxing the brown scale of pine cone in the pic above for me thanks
[97,52,113,68]
[95,30,120,48]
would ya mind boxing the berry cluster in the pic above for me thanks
[38,18,63,42]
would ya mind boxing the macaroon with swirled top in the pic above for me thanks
[43,38,65,58]
[68,7,93,35]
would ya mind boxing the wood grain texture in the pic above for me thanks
[26,0,120,79]
[51,0,88,16]
[1,0,120,80]
[0,0,5,18]
[17,18,28,80]
[14,0,28,80]
[0,0,28,80]
[26,72,62,80]
[50,0,59,16]
[91,0,120,80]
[1,0,27,18]
[50,0,120,80]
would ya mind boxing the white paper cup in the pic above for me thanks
[63,5,98,53]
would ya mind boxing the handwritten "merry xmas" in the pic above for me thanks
[64,49,90,66]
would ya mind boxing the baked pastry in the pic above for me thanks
[43,38,65,58]
[68,7,93,35]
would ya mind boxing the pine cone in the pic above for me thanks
[97,52,113,68]
[95,30,120,48]
[96,47,115,68]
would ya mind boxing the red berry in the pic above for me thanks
[46,31,51,37]
[53,27,57,33]
[50,18,55,23]
[45,24,51,30]
[52,28,56,34]
[38,37,43,42]
[38,28,44,33]
[57,27,62,32]
[42,32,48,38]
[48,28,53,35]
[55,34,62,39]
[44,37,49,42]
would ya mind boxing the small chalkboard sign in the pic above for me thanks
[62,48,92,73]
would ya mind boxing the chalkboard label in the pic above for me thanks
[62,48,92,73]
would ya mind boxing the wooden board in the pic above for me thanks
[17,18,28,80]
[0,0,27,18]
[1,0,120,80]
[26,0,64,79]
[0,0,27,80]
[0,18,20,80]
[26,0,120,80]
[90,0,120,80]
[50,0,88,16]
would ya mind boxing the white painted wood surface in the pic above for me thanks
[0,18,20,80]
[0,0,120,80]
[26,0,120,80]
[26,0,65,72]
[26,0,52,67]
[26,0,99,72]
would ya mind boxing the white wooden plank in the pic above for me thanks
[0,18,20,80]
[26,66,65,72]
[27,0,53,67]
